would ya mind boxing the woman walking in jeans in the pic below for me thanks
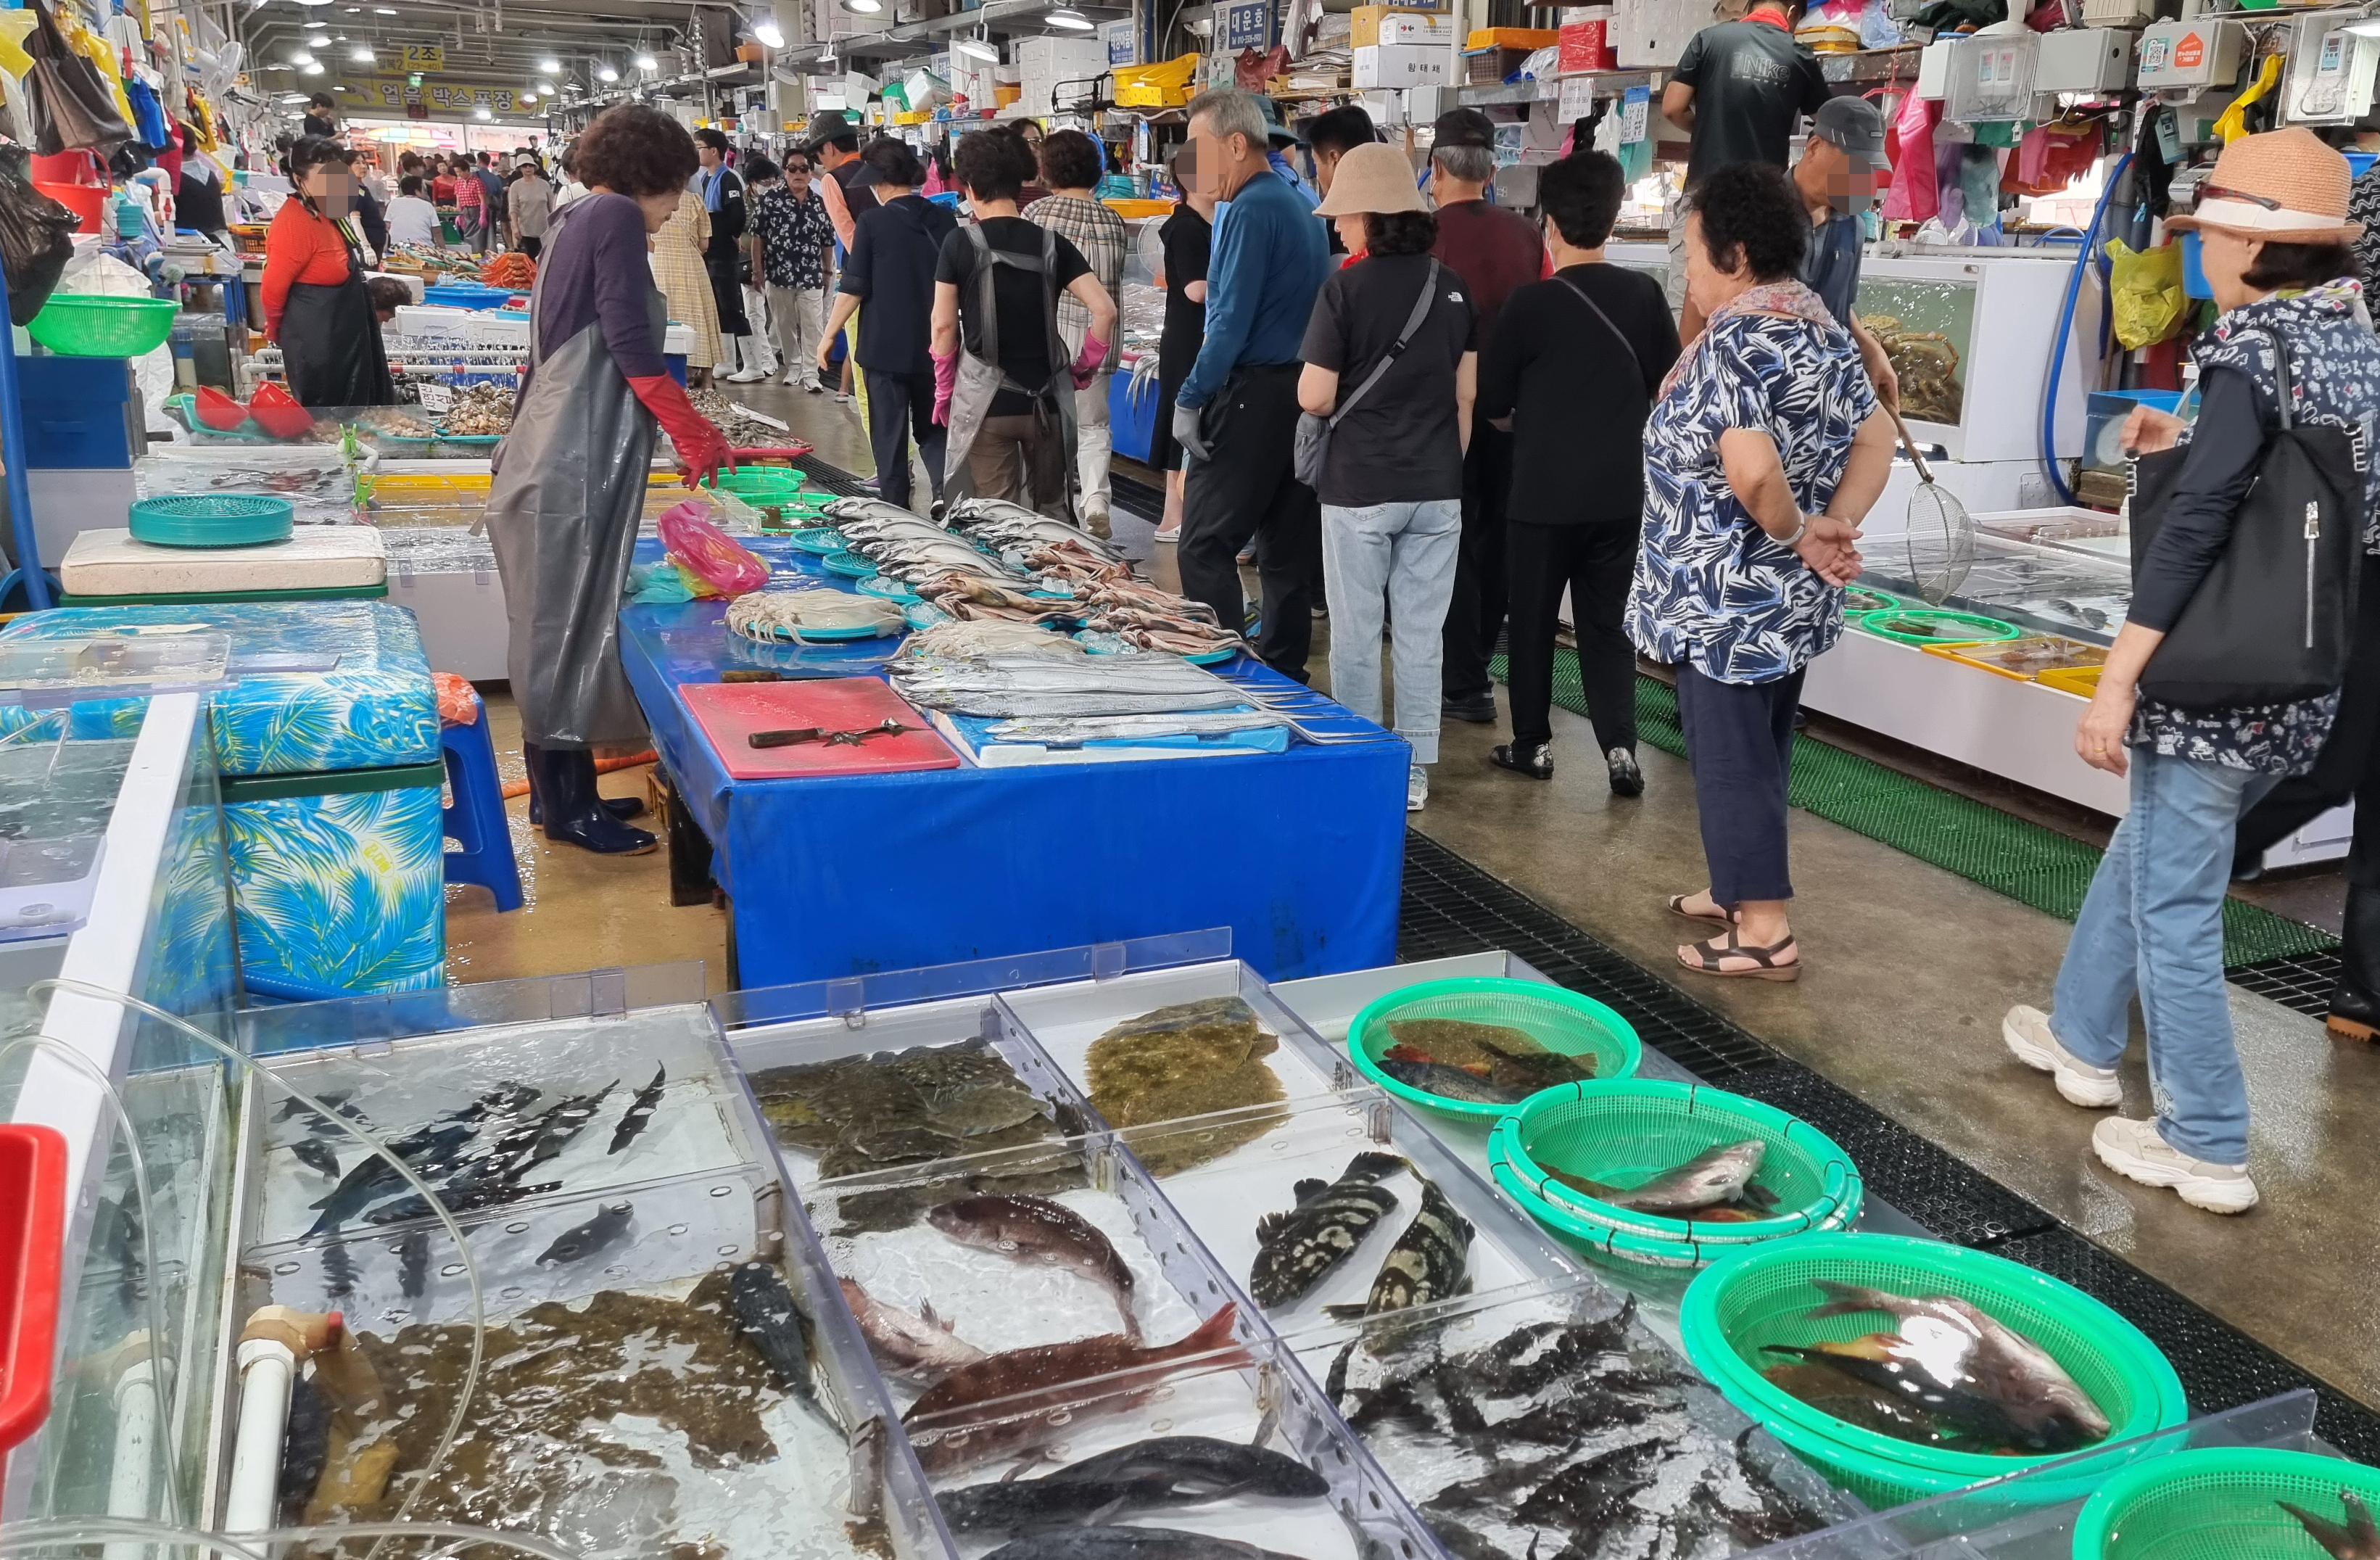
[2003,128,2380,1214]
[1296,141,1478,813]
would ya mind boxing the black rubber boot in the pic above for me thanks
[522,742,645,827]
[537,746,657,855]
[2329,886,2380,1042]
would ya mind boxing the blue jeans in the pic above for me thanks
[1321,500,1461,764]
[2050,749,2281,1165]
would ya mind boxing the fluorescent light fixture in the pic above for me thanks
[634,49,657,67]
[753,17,784,46]
[302,60,324,72]
[843,0,883,14]
[952,33,997,58]
[348,42,373,59]
[290,49,315,63]
[1046,9,1093,27]
[597,62,619,80]
[307,33,330,45]
[539,55,562,71]
[474,105,491,117]
[373,7,395,12]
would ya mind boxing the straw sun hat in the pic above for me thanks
[1315,142,1425,218]
[2168,126,2363,242]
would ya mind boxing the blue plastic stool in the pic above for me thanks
[441,701,523,912]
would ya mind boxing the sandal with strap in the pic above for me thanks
[1665,894,1738,929]
[1678,932,1801,982]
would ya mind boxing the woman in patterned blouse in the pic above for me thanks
[1629,162,1892,984]
[2004,129,2380,1216]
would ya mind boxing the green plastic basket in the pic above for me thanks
[26,295,181,357]
[2072,1447,2380,1560]
[1843,585,1913,615]
[1680,1233,2187,1510]
[1857,608,2023,647]
[1346,976,1640,1120]
[713,468,806,503]
[1487,1079,1864,1256]
[127,494,296,548]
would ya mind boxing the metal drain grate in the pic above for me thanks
[1398,829,2380,1445]
[1111,470,1166,522]
[2230,950,2342,1018]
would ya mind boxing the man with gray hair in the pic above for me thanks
[1171,86,1332,681]
[1428,107,1550,726]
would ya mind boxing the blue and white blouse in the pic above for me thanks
[1628,297,1878,685]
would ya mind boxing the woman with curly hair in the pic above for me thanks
[482,104,732,857]
[263,135,394,406]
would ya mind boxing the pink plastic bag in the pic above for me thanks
[1881,88,1939,225]
[658,498,770,598]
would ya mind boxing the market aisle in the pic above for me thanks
[442,687,731,991]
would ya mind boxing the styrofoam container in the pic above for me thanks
[61,527,388,597]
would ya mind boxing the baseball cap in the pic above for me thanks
[1431,107,1497,150]
[1812,95,1888,168]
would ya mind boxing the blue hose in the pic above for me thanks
[2043,152,2133,507]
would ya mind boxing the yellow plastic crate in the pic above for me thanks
[1922,635,2108,682]
[1112,52,1199,105]
[2038,664,2104,698]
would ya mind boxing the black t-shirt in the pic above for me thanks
[1297,252,1477,508]
[1479,263,1679,525]
[302,112,336,139]
[935,216,1091,416]
[1672,17,1830,186]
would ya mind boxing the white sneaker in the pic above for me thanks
[1407,766,1429,812]
[1152,524,1182,543]
[2001,1005,2123,1108]
[726,366,767,384]
[778,369,802,387]
[2091,1116,2258,1214]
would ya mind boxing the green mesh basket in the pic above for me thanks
[1486,1079,1864,1258]
[1346,976,1640,1120]
[712,468,806,503]
[127,494,296,548]
[2072,1447,2380,1560]
[1680,1233,2187,1510]
[25,295,180,357]
[1857,608,2023,647]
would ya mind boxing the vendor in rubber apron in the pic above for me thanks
[930,128,1115,519]
[482,104,732,857]
[263,136,395,408]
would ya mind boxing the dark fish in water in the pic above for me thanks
[397,1229,429,1299]
[980,1527,1309,1560]
[279,1373,331,1504]
[728,1261,818,1404]
[1421,1517,1518,1560]
[608,1064,666,1155]
[506,1081,618,1178]
[935,1474,1183,1537]
[383,1121,479,1168]
[904,1304,1249,1477]
[91,1191,144,1305]
[1760,1358,1959,1447]
[1462,1297,1640,1397]
[1764,1335,2087,1453]
[1044,1432,1329,1499]
[1513,1439,1664,1534]
[1545,1139,1780,1218]
[2281,1491,2380,1560]
[1798,1280,2111,1449]
[837,1277,986,1382]
[289,1138,340,1179]
[362,1178,561,1227]
[1323,1175,1474,1321]
[1248,1151,1404,1307]
[535,1201,632,1266]
[927,1193,1141,1342]
[1376,1057,1528,1106]
[277,1089,350,1122]
[321,1239,357,1300]
[305,1155,408,1236]
[1424,1452,1571,1514]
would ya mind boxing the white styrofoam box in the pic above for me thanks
[2034,27,2132,93]
[2078,0,2154,25]
[2135,18,2244,90]
[1352,42,1449,87]
[61,527,387,597]
[1370,10,1454,45]
[1014,35,1108,74]
[1613,0,1713,69]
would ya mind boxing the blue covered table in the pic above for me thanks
[613,583,1409,988]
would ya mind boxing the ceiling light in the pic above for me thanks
[952,33,996,58]
[597,62,618,80]
[539,55,561,72]
[373,6,395,12]
[307,33,330,45]
[302,60,324,73]
[348,42,373,59]
[843,0,882,13]
[752,17,784,46]
[474,105,491,117]
[290,48,315,63]
[633,49,656,67]
[1046,9,1093,27]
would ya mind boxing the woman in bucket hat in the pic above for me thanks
[2005,128,2380,1213]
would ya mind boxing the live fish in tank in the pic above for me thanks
[1323,1175,1473,1321]
[289,1138,340,1179]
[927,1193,1140,1341]
[727,1260,819,1411]
[837,1276,988,1384]
[609,1064,667,1154]
[980,1530,1311,1560]
[2281,1490,2380,1560]
[535,1200,632,1266]
[1083,996,1289,1172]
[1247,1150,1404,1307]
[1543,1139,1780,1221]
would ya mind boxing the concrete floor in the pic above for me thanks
[445,374,2380,1412]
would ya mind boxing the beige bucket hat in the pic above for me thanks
[1315,141,1425,218]
[2168,126,2362,242]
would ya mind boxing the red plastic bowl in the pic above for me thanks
[247,381,315,440]
[193,386,248,432]
[0,1123,68,1505]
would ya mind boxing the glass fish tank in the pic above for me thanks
[1851,277,1976,429]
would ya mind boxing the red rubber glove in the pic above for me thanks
[1068,333,1108,391]
[627,374,732,482]
[931,347,958,426]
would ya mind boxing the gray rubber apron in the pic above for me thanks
[480,197,659,751]
[943,223,1078,517]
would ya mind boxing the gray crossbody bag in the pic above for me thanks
[1294,258,1442,490]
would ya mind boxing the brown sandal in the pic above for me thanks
[1679,933,1801,982]
[1665,894,1738,929]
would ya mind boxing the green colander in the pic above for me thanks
[1345,976,1640,1121]
[1681,1232,2187,1510]
[127,494,296,548]
[26,295,179,357]
[2072,1447,2380,1560]
[712,467,806,503]
[1857,608,2022,647]
[1487,1079,1863,1256]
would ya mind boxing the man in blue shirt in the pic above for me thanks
[1172,86,1333,680]
[1791,95,1898,409]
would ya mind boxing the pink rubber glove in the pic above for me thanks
[627,374,732,482]
[1068,333,1107,391]
[931,347,958,426]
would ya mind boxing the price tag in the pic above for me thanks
[1621,83,1650,143]
[1557,74,1595,122]
[417,381,455,413]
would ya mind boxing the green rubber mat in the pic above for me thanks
[1492,655,2339,970]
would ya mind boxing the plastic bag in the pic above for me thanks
[1881,88,1939,223]
[2104,239,2187,350]
[0,142,77,325]
[626,562,696,603]
[24,0,131,157]
[657,498,770,596]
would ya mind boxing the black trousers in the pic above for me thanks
[1442,421,1514,701]
[862,366,946,512]
[704,239,751,335]
[1505,519,1640,753]
[1676,663,1804,904]
[2237,552,2380,886]
[1178,363,1322,682]
[520,235,542,260]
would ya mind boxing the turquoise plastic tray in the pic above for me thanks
[127,494,295,548]
[789,527,846,554]
[822,551,878,579]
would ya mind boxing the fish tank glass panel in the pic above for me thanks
[1851,277,1977,429]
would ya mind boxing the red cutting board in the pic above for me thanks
[682,678,961,779]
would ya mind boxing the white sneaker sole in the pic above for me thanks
[2092,1134,2260,1214]
[2001,1014,2123,1109]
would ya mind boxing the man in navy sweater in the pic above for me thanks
[1172,86,1332,681]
